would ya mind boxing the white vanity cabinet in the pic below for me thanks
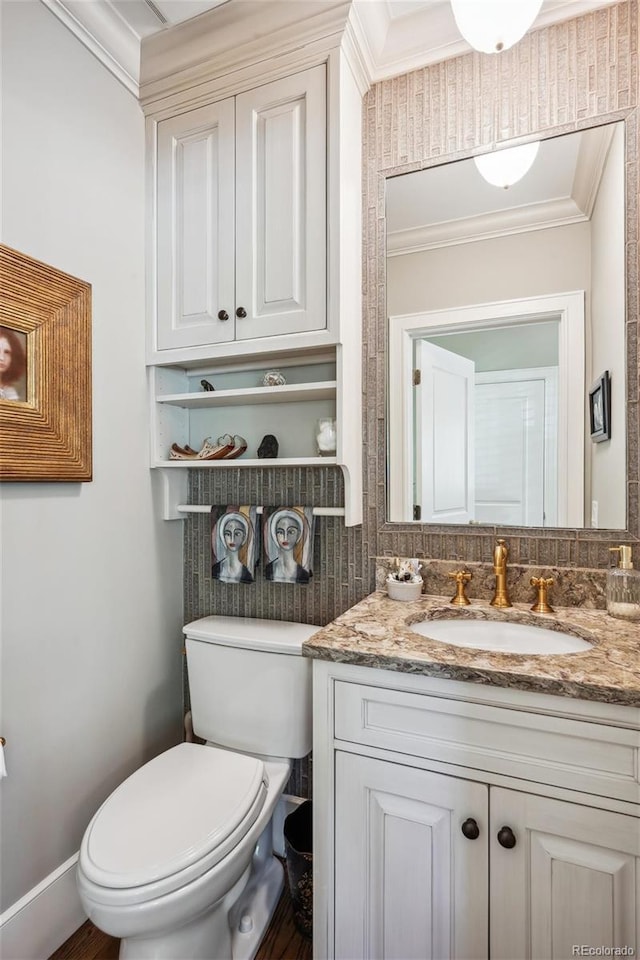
[313,662,640,960]
[154,66,326,356]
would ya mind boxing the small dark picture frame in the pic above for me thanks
[589,371,611,442]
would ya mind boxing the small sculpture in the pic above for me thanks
[262,370,286,387]
[200,379,215,391]
[258,434,279,458]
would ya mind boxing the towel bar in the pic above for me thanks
[176,505,345,517]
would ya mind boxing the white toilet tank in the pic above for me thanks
[183,616,317,759]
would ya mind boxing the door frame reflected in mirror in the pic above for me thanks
[388,292,586,526]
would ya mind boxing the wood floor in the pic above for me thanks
[50,880,312,960]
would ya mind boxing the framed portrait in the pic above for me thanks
[0,245,92,481]
[588,370,611,443]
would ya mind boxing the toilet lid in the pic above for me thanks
[80,743,267,890]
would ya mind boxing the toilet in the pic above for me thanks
[77,616,316,960]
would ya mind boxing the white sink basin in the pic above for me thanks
[410,618,592,655]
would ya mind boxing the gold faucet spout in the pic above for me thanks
[490,538,512,608]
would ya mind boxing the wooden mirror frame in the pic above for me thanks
[0,245,92,481]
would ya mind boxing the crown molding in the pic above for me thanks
[40,0,621,102]
[139,1,354,104]
[40,0,141,96]
[572,123,616,220]
[387,197,588,256]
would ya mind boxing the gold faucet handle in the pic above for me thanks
[530,576,554,614]
[448,570,472,606]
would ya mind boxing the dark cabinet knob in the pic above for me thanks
[461,818,480,840]
[235,306,247,318]
[217,310,229,321]
[497,826,517,849]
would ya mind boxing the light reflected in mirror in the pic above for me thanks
[386,122,626,530]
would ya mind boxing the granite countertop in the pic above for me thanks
[303,591,640,706]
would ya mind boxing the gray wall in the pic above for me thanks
[0,0,184,918]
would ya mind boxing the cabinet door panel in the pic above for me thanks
[156,100,235,349]
[235,65,326,340]
[491,788,639,960]
[335,752,488,960]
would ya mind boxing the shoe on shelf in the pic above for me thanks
[223,435,248,459]
[196,434,235,460]
[169,442,198,460]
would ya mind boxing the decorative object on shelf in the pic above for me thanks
[589,370,611,442]
[386,558,423,601]
[316,418,337,456]
[210,505,258,583]
[224,435,247,459]
[169,435,236,460]
[258,434,279,458]
[262,370,287,387]
[448,570,472,606]
[169,442,199,459]
[263,506,315,583]
[200,379,215,391]
[0,244,92,481]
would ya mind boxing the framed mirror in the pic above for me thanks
[362,1,638,562]
[386,122,626,529]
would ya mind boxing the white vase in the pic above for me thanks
[316,418,337,456]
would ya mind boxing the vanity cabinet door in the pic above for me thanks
[334,752,489,960]
[490,788,640,960]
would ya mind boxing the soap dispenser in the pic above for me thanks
[607,546,640,621]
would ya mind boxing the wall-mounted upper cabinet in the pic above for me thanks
[141,2,368,524]
[152,65,327,362]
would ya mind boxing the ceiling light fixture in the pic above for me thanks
[474,141,540,188]
[450,0,543,54]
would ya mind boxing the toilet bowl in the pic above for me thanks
[77,617,316,960]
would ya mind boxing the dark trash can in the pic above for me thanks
[283,800,313,939]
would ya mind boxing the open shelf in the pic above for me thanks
[158,381,337,409]
[155,457,338,468]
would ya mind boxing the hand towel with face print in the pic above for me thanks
[210,505,258,583]
[263,507,315,583]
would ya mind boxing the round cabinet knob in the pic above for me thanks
[461,818,480,840]
[235,306,247,319]
[217,310,229,321]
[497,826,517,849]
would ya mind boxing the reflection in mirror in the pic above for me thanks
[386,122,626,530]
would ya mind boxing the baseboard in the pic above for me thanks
[0,853,86,960]
[272,793,307,858]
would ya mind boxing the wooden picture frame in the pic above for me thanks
[0,245,92,481]
[588,370,611,443]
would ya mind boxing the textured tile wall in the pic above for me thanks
[183,467,369,797]
[184,467,368,624]
[363,0,640,567]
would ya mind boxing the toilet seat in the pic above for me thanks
[79,743,267,904]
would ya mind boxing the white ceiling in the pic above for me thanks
[42,0,620,96]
